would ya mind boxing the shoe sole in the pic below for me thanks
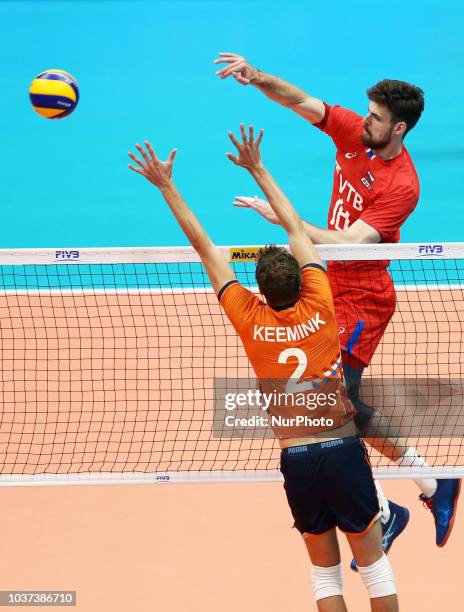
[437,480,462,548]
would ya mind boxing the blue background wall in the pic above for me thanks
[1,0,462,247]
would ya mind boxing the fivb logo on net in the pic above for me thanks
[418,244,444,256]
[55,249,80,260]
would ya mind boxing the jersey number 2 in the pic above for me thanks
[278,348,315,394]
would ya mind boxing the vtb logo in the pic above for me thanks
[55,250,80,260]
[418,245,444,256]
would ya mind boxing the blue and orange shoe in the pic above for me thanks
[350,501,410,572]
[420,479,461,547]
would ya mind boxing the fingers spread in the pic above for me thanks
[256,129,264,147]
[128,152,145,169]
[226,152,240,166]
[228,131,241,150]
[167,148,177,164]
[144,141,158,161]
[248,125,254,144]
[128,164,144,175]
[239,123,247,144]
[135,143,150,163]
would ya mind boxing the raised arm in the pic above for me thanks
[214,52,325,124]
[128,142,235,294]
[232,196,381,245]
[233,196,381,244]
[227,125,321,267]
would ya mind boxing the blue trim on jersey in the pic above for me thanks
[271,301,296,311]
[217,279,238,302]
[346,320,365,354]
[301,263,326,273]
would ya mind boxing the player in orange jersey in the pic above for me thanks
[128,126,398,612]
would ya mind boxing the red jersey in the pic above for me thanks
[315,104,420,244]
[313,104,420,366]
[219,265,354,438]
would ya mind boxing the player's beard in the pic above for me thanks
[361,125,394,150]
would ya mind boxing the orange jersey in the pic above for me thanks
[219,264,355,438]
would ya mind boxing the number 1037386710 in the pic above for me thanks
[0,591,76,607]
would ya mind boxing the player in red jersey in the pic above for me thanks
[214,52,461,553]
[128,126,399,612]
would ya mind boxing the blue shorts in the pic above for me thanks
[280,436,380,536]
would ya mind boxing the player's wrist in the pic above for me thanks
[158,177,176,193]
[249,68,264,85]
[156,178,177,199]
[249,163,266,178]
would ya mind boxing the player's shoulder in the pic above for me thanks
[329,104,364,123]
[376,147,420,198]
[299,264,334,306]
[318,104,364,147]
[400,146,420,184]
[301,262,327,274]
[218,279,261,307]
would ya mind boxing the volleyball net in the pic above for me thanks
[0,242,462,486]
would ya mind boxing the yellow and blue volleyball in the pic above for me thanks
[29,69,79,119]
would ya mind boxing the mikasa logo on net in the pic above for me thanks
[229,247,261,261]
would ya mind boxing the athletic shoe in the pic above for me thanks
[420,479,461,547]
[350,500,410,571]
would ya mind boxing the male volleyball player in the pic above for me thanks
[214,52,461,552]
[128,125,399,612]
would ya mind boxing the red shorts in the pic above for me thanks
[327,263,397,367]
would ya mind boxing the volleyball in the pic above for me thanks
[29,69,79,119]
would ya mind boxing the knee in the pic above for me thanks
[311,563,343,601]
[357,554,397,599]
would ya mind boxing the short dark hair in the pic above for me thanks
[255,245,301,307]
[367,79,424,135]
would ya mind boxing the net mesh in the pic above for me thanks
[0,244,463,484]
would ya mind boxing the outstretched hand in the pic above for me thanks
[214,52,258,85]
[227,124,264,171]
[128,141,177,188]
[233,196,280,225]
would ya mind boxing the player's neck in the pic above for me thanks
[372,138,404,161]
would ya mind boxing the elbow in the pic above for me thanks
[195,240,216,259]
[285,95,308,108]
[336,232,378,245]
